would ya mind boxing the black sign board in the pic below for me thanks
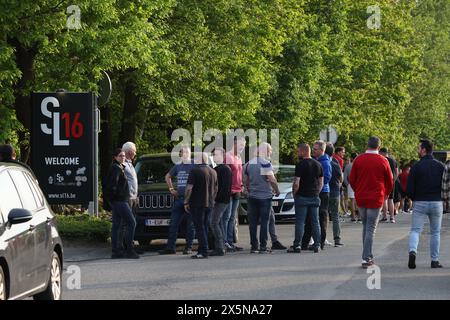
[31,92,95,206]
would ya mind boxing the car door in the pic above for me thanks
[8,169,48,290]
[0,170,35,297]
[23,171,53,286]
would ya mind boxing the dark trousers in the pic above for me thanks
[118,198,138,250]
[302,192,329,248]
[191,207,212,256]
[111,201,136,252]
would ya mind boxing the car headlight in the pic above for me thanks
[286,192,293,199]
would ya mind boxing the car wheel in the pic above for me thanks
[33,252,62,300]
[0,266,6,300]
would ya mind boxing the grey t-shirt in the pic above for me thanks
[244,157,274,200]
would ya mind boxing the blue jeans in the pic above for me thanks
[409,201,443,261]
[222,194,240,245]
[111,201,136,252]
[191,207,212,256]
[247,197,272,250]
[294,196,321,248]
[166,198,195,250]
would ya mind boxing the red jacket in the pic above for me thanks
[333,154,344,170]
[349,151,394,209]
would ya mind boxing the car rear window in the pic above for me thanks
[0,171,23,221]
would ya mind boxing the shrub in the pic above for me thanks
[56,213,111,243]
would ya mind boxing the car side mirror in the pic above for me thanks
[8,208,33,225]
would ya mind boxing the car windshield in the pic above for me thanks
[275,166,295,183]
[136,157,173,184]
[135,154,216,184]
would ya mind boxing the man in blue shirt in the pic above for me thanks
[302,140,332,250]
[159,146,196,255]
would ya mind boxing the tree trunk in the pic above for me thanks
[7,37,37,164]
[118,74,139,146]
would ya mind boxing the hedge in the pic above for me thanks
[56,213,111,243]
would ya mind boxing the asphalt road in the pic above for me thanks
[63,212,450,300]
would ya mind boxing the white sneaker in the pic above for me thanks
[325,239,333,246]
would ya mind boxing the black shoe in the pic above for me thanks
[408,251,416,269]
[313,247,319,253]
[209,249,225,256]
[135,247,145,255]
[111,251,124,259]
[320,243,325,250]
[287,246,301,253]
[307,245,315,251]
[431,261,443,268]
[259,248,272,254]
[125,250,140,259]
[233,245,243,251]
[158,248,176,255]
[191,253,208,259]
[334,242,344,247]
[271,241,287,250]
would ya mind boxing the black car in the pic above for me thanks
[134,153,216,245]
[0,162,63,300]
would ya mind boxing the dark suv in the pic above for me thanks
[134,153,217,245]
[0,162,63,300]
[134,154,178,245]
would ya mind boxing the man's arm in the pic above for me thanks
[184,184,193,213]
[318,176,324,192]
[267,173,280,197]
[292,177,300,195]
[165,172,179,197]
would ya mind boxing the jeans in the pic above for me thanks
[269,208,278,243]
[302,192,328,247]
[247,197,272,250]
[409,201,443,261]
[117,198,138,250]
[329,196,341,242]
[222,194,240,245]
[166,198,195,250]
[294,196,321,248]
[111,201,136,252]
[210,202,229,251]
[191,207,212,256]
[358,207,381,261]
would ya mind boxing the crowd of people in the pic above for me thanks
[102,136,450,270]
[2,135,449,269]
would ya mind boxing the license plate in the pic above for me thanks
[272,201,279,207]
[145,219,171,226]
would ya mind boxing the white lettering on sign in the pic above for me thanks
[40,97,70,146]
[44,157,80,165]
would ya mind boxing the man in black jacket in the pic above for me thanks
[209,148,232,256]
[407,139,445,269]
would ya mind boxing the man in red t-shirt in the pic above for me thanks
[399,165,411,212]
[222,136,246,251]
[349,136,393,269]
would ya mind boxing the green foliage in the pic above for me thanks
[56,213,111,243]
[0,0,448,167]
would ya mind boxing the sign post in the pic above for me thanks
[31,92,97,214]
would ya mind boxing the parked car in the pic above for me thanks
[238,165,295,223]
[134,153,215,245]
[0,162,63,300]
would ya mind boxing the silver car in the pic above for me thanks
[0,162,63,300]
[238,165,295,223]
